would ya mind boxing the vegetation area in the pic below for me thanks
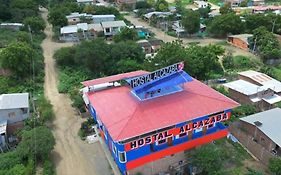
[0,0,56,174]
[188,138,266,175]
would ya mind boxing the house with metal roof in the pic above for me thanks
[238,108,281,158]
[82,63,239,175]
[101,20,126,36]
[224,70,281,111]
[227,34,253,51]
[0,93,29,134]
[239,70,281,95]
[60,23,103,42]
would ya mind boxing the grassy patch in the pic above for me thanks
[208,0,223,6]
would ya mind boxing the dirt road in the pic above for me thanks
[41,8,112,175]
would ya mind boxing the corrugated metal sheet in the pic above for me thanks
[240,108,281,147]
[0,93,29,110]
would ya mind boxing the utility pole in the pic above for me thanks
[272,18,277,33]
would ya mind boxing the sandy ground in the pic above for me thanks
[40,8,113,175]
[124,14,257,58]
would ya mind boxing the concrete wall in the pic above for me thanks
[229,122,275,165]
[128,151,186,175]
[0,108,29,124]
[228,37,249,51]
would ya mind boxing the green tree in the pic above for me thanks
[198,7,211,18]
[232,104,256,117]
[48,7,68,27]
[150,40,185,69]
[23,16,46,33]
[253,26,281,61]
[0,42,34,78]
[54,46,76,66]
[269,157,281,175]
[155,0,169,12]
[136,1,152,9]
[189,143,224,174]
[219,2,234,14]
[16,31,31,43]
[175,0,183,14]
[17,126,55,161]
[116,59,144,73]
[244,14,272,33]
[8,164,26,175]
[181,10,200,35]
[0,2,12,21]
[208,13,244,37]
[10,0,38,21]
[113,27,138,42]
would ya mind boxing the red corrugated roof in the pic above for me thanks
[87,79,239,141]
[82,70,149,86]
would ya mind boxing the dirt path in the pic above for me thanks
[41,8,112,175]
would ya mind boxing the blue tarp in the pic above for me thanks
[133,71,193,94]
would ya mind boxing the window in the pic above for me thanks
[105,28,110,33]
[156,139,166,145]
[21,108,28,114]
[8,112,16,118]
[118,151,127,163]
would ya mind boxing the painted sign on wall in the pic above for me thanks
[129,62,184,88]
[125,111,230,151]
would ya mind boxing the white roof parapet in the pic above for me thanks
[0,93,29,110]
[240,108,281,147]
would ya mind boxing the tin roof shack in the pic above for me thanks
[227,34,253,51]
[116,0,137,10]
[239,108,281,159]
[101,20,126,36]
[0,23,24,31]
[77,0,96,5]
[137,39,163,55]
[66,12,93,25]
[0,93,29,134]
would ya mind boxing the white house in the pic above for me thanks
[77,0,96,5]
[92,15,115,24]
[194,1,209,8]
[101,20,127,36]
[0,23,24,31]
[0,93,29,134]
[60,23,103,41]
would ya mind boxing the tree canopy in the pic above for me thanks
[0,42,34,78]
[149,41,224,80]
[269,157,281,175]
[154,0,169,12]
[113,27,138,42]
[208,13,244,37]
[253,26,281,61]
[23,16,46,33]
[181,10,200,35]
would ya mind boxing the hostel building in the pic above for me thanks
[82,63,239,175]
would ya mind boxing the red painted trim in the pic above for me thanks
[126,129,228,170]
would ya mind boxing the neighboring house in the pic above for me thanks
[66,12,93,25]
[224,79,281,111]
[253,5,281,14]
[92,15,115,24]
[116,0,137,9]
[143,12,173,21]
[0,93,29,134]
[239,108,281,158]
[238,70,281,95]
[137,39,163,54]
[77,0,96,5]
[225,0,244,7]
[209,9,221,17]
[227,34,253,51]
[66,13,115,25]
[194,1,209,8]
[251,0,265,6]
[172,21,186,38]
[0,23,24,31]
[101,20,126,36]
[60,23,103,42]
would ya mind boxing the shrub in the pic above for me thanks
[43,159,56,175]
